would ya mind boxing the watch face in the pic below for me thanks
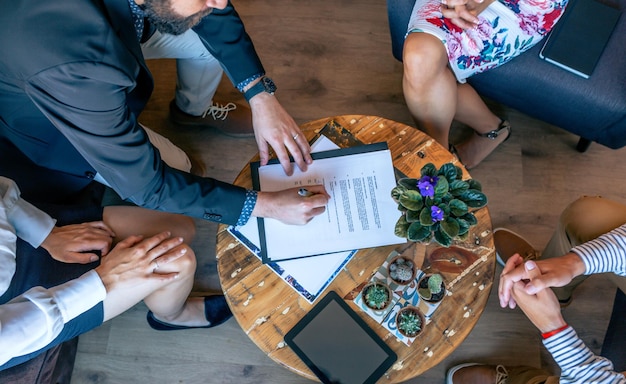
[262,77,277,93]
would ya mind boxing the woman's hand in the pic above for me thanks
[441,0,494,29]
[95,232,187,292]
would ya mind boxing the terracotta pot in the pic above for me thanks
[417,273,446,303]
[387,255,417,285]
[396,306,425,338]
[362,282,392,311]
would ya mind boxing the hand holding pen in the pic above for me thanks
[298,188,315,197]
[252,185,330,225]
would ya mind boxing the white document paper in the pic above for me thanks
[227,224,355,303]
[254,140,405,262]
[227,135,357,303]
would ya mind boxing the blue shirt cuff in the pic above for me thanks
[236,190,258,226]
[236,73,264,93]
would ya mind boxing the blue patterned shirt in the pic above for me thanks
[127,0,144,41]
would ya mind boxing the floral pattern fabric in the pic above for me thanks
[407,0,568,82]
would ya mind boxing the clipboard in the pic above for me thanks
[250,141,404,264]
[284,291,397,384]
[539,0,621,78]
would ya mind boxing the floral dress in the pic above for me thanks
[407,0,568,82]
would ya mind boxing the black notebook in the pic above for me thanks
[539,0,621,78]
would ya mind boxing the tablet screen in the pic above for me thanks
[284,291,397,384]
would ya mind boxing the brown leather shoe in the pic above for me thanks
[169,100,254,138]
[446,363,509,384]
[493,227,539,267]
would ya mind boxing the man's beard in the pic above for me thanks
[143,0,213,35]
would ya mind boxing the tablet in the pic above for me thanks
[284,291,397,384]
[538,0,621,78]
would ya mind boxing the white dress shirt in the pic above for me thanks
[543,224,626,383]
[0,177,106,366]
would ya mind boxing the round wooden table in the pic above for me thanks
[216,115,496,382]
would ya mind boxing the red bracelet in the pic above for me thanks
[542,324,569,339]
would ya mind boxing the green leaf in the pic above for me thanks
[461,212,477,225]
[407,222,431,242]
[420,163,437,177]
[391,186,405,202]
[458,189,488,208]
[440,217,460,238]
[449,199,468,216]
[419,207,434,226]
[394,217,410,238]
[434,176,449,198]
[457,218,471,235]
[398,178,419,190]
[434,227,452,247]
[406,209,420,222]
[399,190,424,211]
[438,163,460,181]
[468,179,483,192]
[449,179,469,196]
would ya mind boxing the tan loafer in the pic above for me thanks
[493,227,539,267]
[446,363,509,384]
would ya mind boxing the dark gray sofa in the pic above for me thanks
[386,0,626,151]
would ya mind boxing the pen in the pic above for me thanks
[298,188,315,197]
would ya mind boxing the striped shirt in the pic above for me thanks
[543,224,626,384]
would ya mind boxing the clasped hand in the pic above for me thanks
[440,0,493,29]
[498,252,585,309]
[497,253,583,333]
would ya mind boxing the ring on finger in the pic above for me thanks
[153,260,159,272]
[293,134,299,141]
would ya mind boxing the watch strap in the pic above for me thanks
[243,77,276,102]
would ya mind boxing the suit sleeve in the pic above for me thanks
[25,62,246,225]
[192,1,265,88]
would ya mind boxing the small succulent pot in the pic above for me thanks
[417,273,446,303]
[362,282,392,311]
[396,306,425,338]
[387,256,416,285]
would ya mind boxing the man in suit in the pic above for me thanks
[0,0,327,227]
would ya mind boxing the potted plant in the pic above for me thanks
[387,256,416,285]
[362,282,392,311]
[417,273,446,303]
[391,162,487,247]
[396,306,424,338]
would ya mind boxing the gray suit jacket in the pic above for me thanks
[0,0,262,224]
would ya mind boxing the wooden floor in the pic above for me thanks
[70,1,626,383]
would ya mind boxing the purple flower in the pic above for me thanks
[417,175,438,198]
[431,205,444,222]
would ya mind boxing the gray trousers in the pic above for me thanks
[141,29,224,116]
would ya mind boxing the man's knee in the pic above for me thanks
[561,196,626,244]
